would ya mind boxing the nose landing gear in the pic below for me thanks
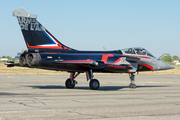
[129,73,136,88]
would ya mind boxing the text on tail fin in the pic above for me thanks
[13,8,74,50]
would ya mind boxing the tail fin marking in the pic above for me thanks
[13,8,73,50]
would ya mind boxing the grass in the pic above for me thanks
[0,62,67,75]
[0,62,180,75]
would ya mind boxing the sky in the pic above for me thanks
[0,0,180,58]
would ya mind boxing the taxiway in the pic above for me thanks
[0,75,180,120]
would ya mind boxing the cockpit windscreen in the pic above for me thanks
[121,47,155,58]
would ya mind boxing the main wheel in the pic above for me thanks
[89,79,100,90]
[65,79,75,89]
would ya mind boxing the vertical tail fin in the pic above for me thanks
[13,8,74,50]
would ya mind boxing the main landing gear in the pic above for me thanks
[89,79,100,90]
[65,72,79,89]
[65,70,100,90]
[65,71,136,90]
[129,73,136,88]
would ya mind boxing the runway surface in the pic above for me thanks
[0,75,180,120]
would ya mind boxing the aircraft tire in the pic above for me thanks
[132,84,136,88]
[65,79,75,89]
[129,83,136,88]
[89,79,100,90]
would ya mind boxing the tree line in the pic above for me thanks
[0,56,15,61]
[161,55,180,63]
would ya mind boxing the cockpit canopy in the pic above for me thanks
[121,47,155,58]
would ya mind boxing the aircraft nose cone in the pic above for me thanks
[159,61,174,70]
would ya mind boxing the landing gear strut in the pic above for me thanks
[65,72,79,89]
[129,73,136,88]
[87,70,100,90]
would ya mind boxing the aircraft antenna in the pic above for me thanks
[103,47,107,51]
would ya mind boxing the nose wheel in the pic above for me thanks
[129,83,136,88]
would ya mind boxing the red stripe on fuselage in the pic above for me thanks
[137,56,151,59]
[124,54,151,59]
[127,64,130,73]
[101,54,114,63]
[138,63,153,71]
[108,64,126,69]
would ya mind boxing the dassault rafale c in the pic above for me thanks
[5,8,174,90]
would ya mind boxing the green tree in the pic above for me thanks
[0,56,15,61]
[161,55,172,63]
[172,55,179,61]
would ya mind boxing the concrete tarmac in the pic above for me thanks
[0,75,180,120]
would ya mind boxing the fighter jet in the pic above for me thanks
[6,8,174,90]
